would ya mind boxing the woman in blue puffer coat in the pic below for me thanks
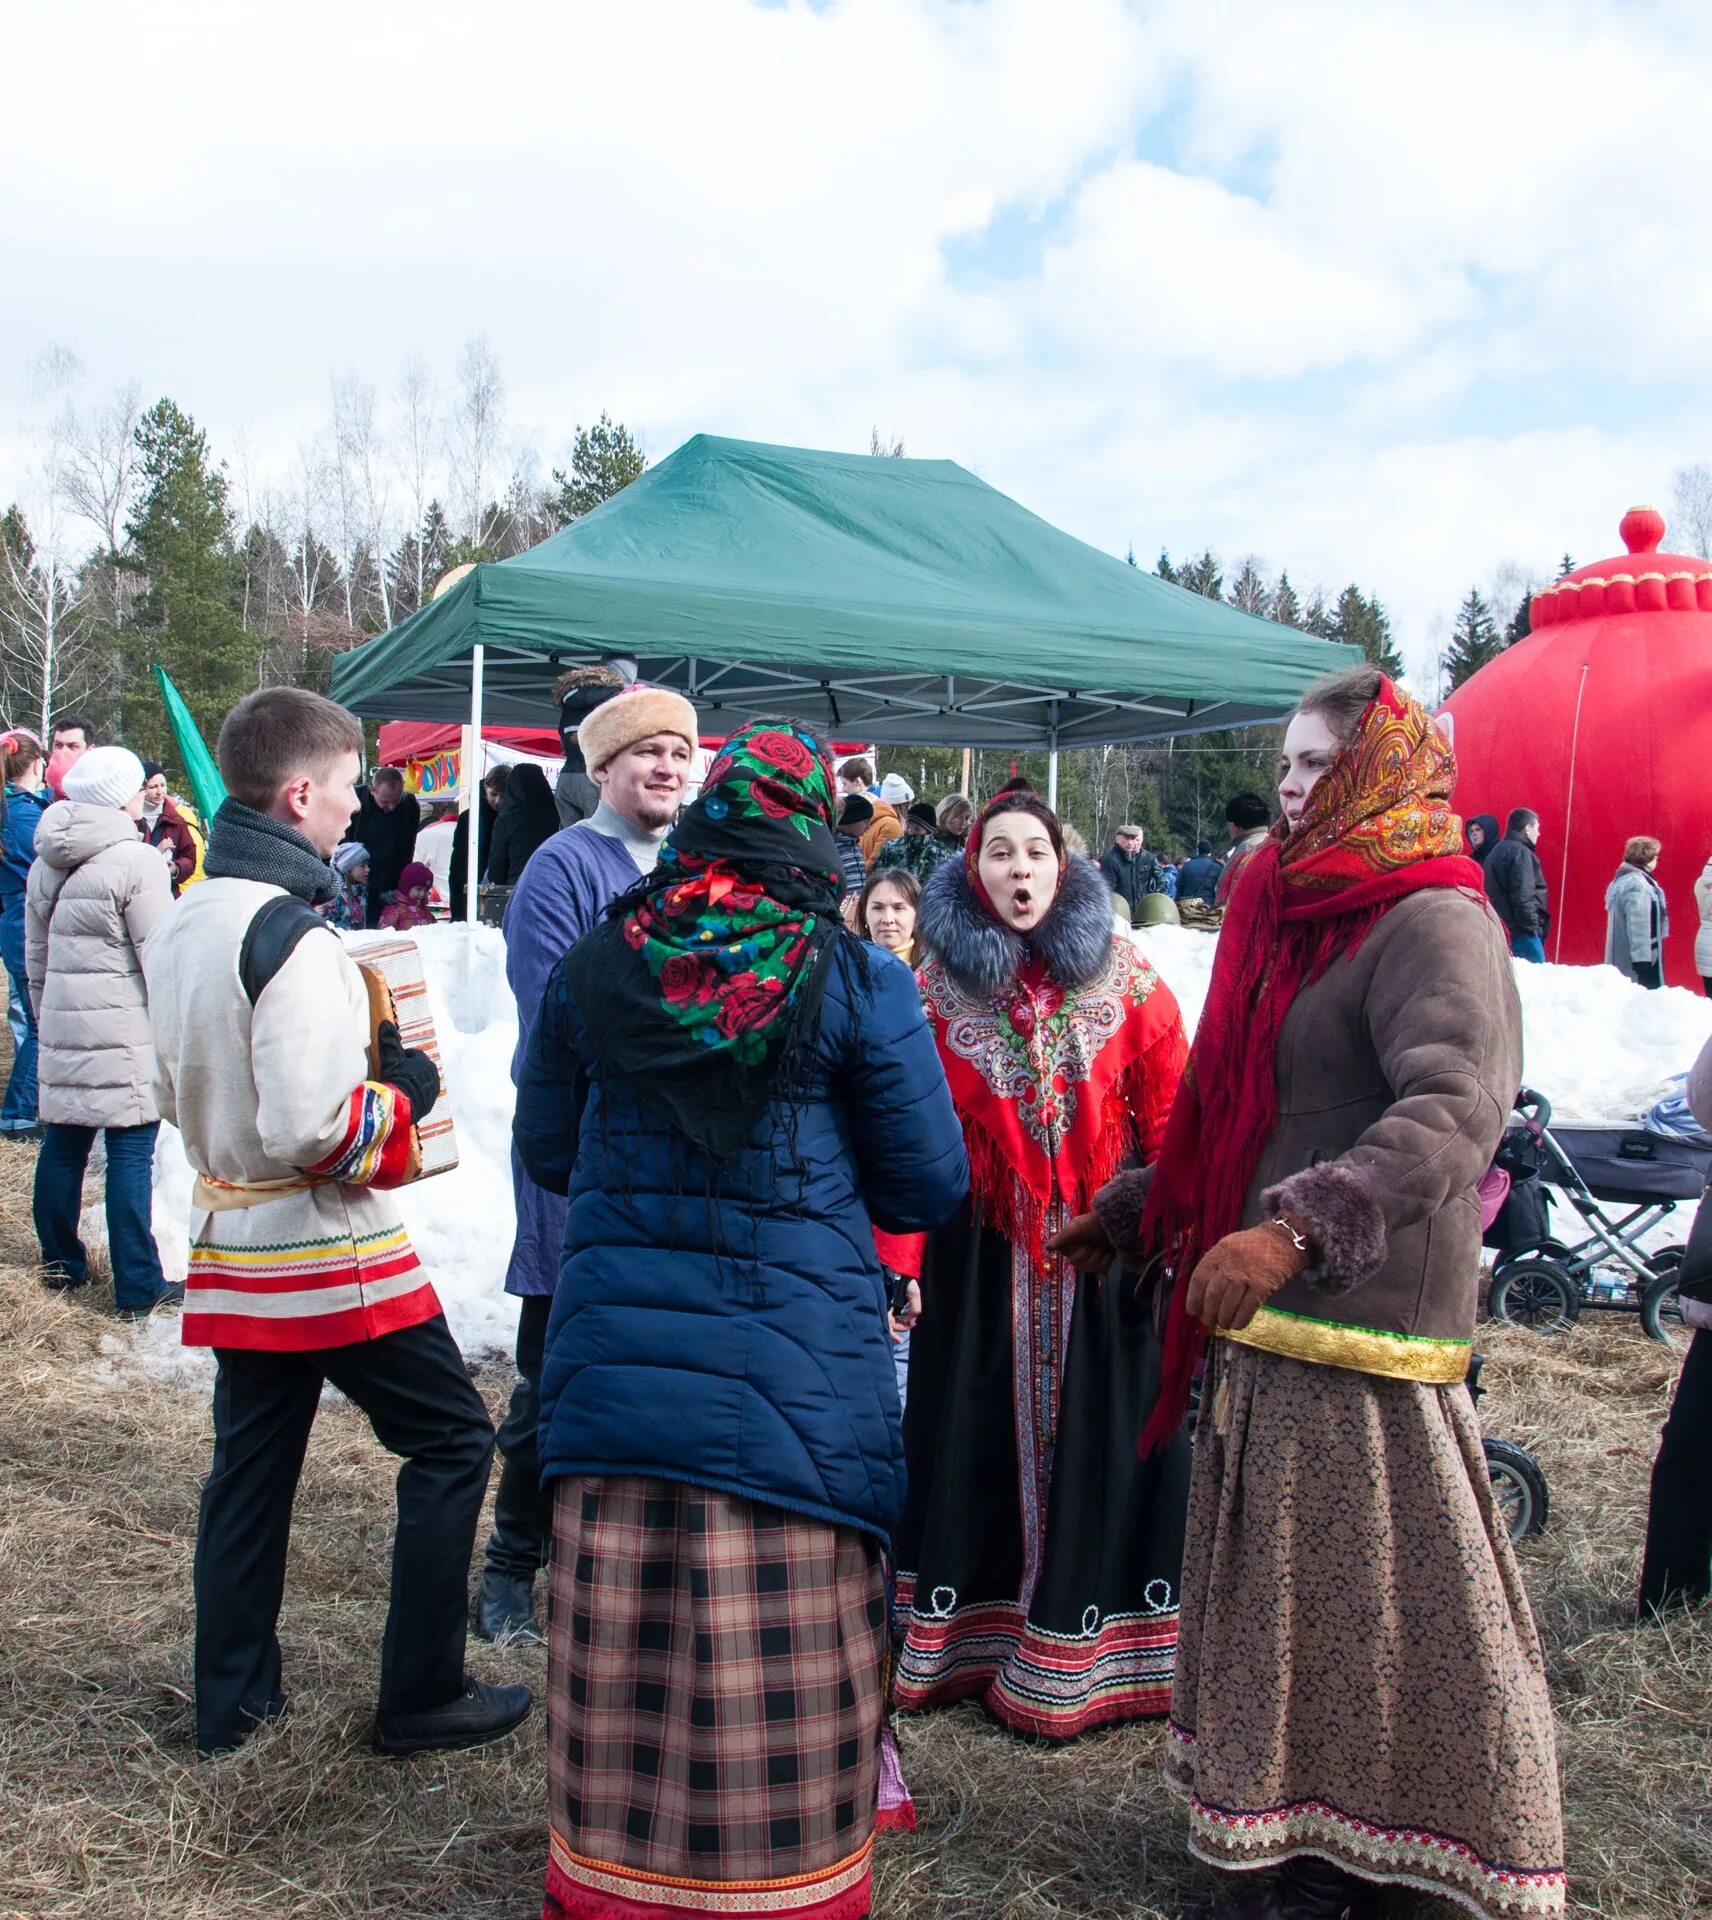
[516,718,967,1920]
[1,729,50,1137]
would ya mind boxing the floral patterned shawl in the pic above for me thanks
[561,720,851,1160]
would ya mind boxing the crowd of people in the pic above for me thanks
[3,665,1712,1920]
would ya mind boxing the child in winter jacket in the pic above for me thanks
[328,842,369,930]
[378,860,435,931]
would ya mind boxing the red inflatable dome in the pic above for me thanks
[1439,507,1712,987]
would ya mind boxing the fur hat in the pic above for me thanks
[575,684,698,772]
[62,745,145,810]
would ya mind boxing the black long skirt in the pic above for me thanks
[892,1199,1190,1740]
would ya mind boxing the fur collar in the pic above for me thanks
[918,852,1116,999]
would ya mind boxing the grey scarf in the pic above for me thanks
[204,798,338,905]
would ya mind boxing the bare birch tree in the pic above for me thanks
[1670,463,1712,560]
[449,336,505,547]
[60,381,142,557]
[395,356,439,613]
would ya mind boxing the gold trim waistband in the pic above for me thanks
[1219,1305,1471,1383]
[192,1171,318,1214]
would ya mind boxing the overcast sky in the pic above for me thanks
[5,0,1711,684]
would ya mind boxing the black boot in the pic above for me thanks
[473,1567,543,1644]
[1277,1856,1373,1918]
[373,1677,533,1755]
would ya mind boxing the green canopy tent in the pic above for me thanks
[330,434,1356,921]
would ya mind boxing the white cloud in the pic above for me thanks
[5,0,1712,691]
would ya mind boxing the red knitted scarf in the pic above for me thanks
[1138,678,1485,1453]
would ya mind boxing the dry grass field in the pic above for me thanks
[0,1127,1708,1920]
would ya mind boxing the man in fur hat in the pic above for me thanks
[476,681,700,1642]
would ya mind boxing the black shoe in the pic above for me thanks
[1277,1856,1374,1918]
[473,1568,543,1644]
[115,1282,185,1321]
[373,1678,533,1756]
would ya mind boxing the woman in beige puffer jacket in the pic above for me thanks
[25,745,176,1316]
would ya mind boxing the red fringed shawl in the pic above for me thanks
[920,941,1187,1279]
[1137,677,1487,1454]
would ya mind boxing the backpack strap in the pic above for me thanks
[240,893,332,1007]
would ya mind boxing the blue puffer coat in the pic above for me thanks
[0,784,50,967]
[516,941,969,1545]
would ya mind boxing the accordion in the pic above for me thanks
[356,937,460,1183]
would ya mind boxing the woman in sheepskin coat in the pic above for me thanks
[1060,666,1562,1919]
[892,789,1190,1742]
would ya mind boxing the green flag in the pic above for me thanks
[153,665,227,823]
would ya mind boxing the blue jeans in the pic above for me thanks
[1510,933,1546,964]
[0,926,37,1131]
[33,1121,168,1309]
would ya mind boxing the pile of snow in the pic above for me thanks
[105,922,1712,1387]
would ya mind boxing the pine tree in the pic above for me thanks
[1557,552,1576,579]
[1504,594,1532,646]
[1441,587,1502,690]
[1228,556,1269,615]
[1302,590,1336,638]
[1177,550,1223,600]
[1125,542,1136,567]
[1269,571,1302,628]
[121,399,255,764]
[1155,549,1178,584]
[1333,585,1405,678]
[551,413,647,525]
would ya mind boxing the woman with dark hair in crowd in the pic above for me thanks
[139,761,198,895]
[1,728,50,1137]
[857,864,921,969]
[1059,665,1564,1918]
[484,762,561,888]
[893,788,1191,1742]
[449,765,508,920]
[515,719,967,1920]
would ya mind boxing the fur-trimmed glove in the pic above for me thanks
[375,1018,440,1123]
[1185,1214,1312,1332]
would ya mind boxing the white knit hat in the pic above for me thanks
[575,683,698,772]
[878,772,914,806]
[62,745,145,810]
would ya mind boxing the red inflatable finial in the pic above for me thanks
[1621,505,1666,554]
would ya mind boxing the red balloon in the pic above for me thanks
[1440,509,1712,987]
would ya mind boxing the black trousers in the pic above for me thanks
[484,1293,554,1582]
[1633,959,1663,990]
[1640,1328,1712,1613]
[194,1314,495,1755]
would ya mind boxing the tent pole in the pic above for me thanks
[465,642,485,931]
[1047,713,1060,811]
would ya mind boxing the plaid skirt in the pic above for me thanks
[544,1475,887,1920]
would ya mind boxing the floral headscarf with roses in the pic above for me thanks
[561,719,853,1159]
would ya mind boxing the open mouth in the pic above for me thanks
[1010,888,1034,913]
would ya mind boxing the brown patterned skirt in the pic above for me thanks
[1167,1344,1565,1919]
[544,1476,886,1919]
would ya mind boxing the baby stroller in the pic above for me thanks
[1485,1087,1707,1343]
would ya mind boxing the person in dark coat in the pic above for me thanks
[1098,823,1161,915]
[836,793,874,898]
[1176,840,1224,907]
[348,766,420,928]
[1483,807,1551,962]
[483,763,560,888]
[1,728,50,1137]
[551,661,636,827]
[1466,812,1502,866]
[448,767,507,922]
[515,719,968,1920]
[139,762,198,895]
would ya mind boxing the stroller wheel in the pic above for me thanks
[1640,1271,1691,1347]
[1483,1437,1549,1541]
[1488,1258,1580,1334]
[1646,1246,1685,1277]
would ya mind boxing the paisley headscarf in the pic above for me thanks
[562,719,850,1159]
[1138,677,1486,1452]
